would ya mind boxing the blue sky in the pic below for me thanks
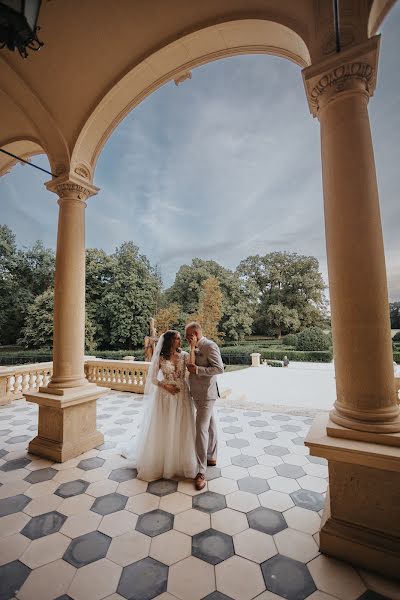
[1,4,399,299]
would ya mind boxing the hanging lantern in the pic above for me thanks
[0,0,43,58]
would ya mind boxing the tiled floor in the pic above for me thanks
[1,392,400,600]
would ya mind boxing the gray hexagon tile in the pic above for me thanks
[226,439,249,449]
[63,530,111,567]
[0,458,31,472]
[108,467,138,482]
[264,445,290,457]
[55,479,90,498]
[247,507,287,535]
[135,509,174,537]
[77,457,105,470]
[91,493,127,515]
[255,431,277,440]
[147,479,178,497]
[24,467,57,484]
[192,528,234,565]
[275,464,306,479]
[21,511,67,540]
[290,489,325,512]
[117,557,168,600]
[193,492,226,514]
[0,494,30,517]
[222,426,243,434]
[0,560,31,600]
[231,455,258,468]
[261,554,316,600]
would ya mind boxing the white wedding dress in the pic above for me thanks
[122,337,198,481]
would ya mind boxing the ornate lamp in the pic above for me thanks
[0,0,43,58]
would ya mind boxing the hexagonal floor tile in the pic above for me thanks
[275,463,306,479]
[168,556,215,600]
[109,467,138,482]
[255,432,277,441]
[222,426,243,434]
[208,478,238,496]
[98,509,138,537]
[292,437,306,446]
[192,528,234,565]
[205,467,221,481]
[77,457,105,471]
[307,456,328,465]
[20,532,71,569]
[136,509,174,537]
[238,477,269,495]
[17,559,76,600]
[126,492,160,515]
[159,492,192,515]
[55,479,90,498]
[0,493,30,517]
[226,439,249,449]
[274,528,319,563]
[216,555,265,600]
[68,557,122,600]
[174,509,210,536]
[231,455,258,468]
[5,435,30,444]
[193,491,226,514]
[248,420,269,428]
[148,479,178,497]
[117,478,148,497]
[60,510,102,538]
[202,594,234,600]
[259,490,294,512]
[247,507,287,535]
[0,532,30,565]
[271,415,291,422]
[63,530,111,567]
[24,467,58,484]
[262,554,317,600]
[211,508,248,536]
[118,557,168,600]
[0,559,31,599]
[21,510,67,540]
[283,506,321,535]
[150,529,191,566]
[226,491,259,513]
[264,446,289,457]
[91,492,127,515]
[308,555,367,600]
[0,511,30,537]
[234,528,277,564]
[107,530,151,567]
[290,489,325,512]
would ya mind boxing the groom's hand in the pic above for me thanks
[186,363,197,374]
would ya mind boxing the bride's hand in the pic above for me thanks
[163,383,179,395]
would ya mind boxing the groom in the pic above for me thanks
[185,322,224,490]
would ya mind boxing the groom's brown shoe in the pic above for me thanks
[207,460,217,467]
[195,473,206,491]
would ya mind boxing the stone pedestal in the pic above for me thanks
[306,415,400,579]
[26,384,105,462]
[251,353,261,367]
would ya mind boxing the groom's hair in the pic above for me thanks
[185,321,202,335]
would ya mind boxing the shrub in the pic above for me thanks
[282,334,298,348]
[393,332,400,342]
[260,350,332,363]
[394,351,400,363]
[296,327,330,351]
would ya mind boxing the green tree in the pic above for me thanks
[296,326,330,351]
[155,303,182,334]
[237,252,327,335]
[102,242,161,349]
[190,277,224,343]
[85,248,114,349]
[390,302,400,329]
[0,226,55,345]
[165,258,255,341]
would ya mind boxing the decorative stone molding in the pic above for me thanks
[45,172,99,201]
[74,163,91,179]
[303,36,380,117]
[174,71,192,86]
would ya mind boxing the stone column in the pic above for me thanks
[303,38,400,580]
[303,36,400,437]
[48,179,91,389]
[25,174,105,461]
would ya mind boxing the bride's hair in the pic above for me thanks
[160,330,180,359]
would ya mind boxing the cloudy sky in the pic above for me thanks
[1,4,399,299]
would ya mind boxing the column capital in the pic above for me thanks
[302,36,380,117]
[45,173,99,202]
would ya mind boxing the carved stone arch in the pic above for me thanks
[0,55,70,177]
[71,18,311,175]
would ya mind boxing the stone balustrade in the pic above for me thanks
[0,362,53,406]
[85,359,149,393]
[0,358,149,405]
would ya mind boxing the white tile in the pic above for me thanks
[308,555,366,600]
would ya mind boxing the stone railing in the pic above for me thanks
[0,358,150,406]
[85,359,149,393]
[0,362,53,406]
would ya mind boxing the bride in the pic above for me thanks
[122,329,198,481]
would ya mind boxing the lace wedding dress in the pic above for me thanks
[122,339,198,481]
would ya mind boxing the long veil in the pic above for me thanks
[121,334,165,462]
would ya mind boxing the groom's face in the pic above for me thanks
[186,327,199,345]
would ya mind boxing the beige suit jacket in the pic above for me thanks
[188,336,224,402]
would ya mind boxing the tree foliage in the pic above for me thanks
[390,302,400,329]
[296,327,330,351]
[165,258,255,341]
[237,252,327,336]
[155,302,182,334]
[190,277,224,343]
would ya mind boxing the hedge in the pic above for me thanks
[260,350,333,362]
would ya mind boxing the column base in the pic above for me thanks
[306,414,400,581]
[25,383,107,462]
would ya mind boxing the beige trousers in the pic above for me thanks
[193,397,217,475]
